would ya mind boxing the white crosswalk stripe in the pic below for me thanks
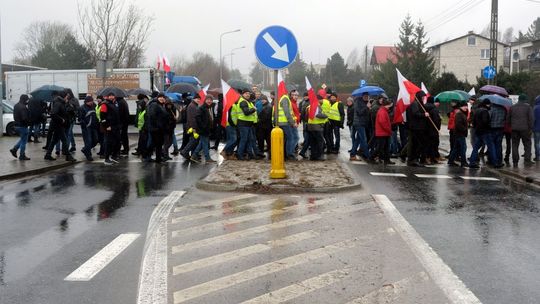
[415,174,453,179]
[173,194,257,213]
[370,172,407,177]
[171,198,334,237]
[240,268,350,304]
[460,176,499,181]
[171,199,277,224]
[171,203,374,255]
[172,230,318,275]
[172,238,361,303]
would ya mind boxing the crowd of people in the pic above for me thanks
[8,86,540,169]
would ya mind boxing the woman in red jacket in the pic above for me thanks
[371,97,395,165]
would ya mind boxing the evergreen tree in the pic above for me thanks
[306,63,320,86]
[409,21,436,87]
[324,52,348,87]
[249,62,265,85]
[31,32,93,69]
[525,17,540,41]
[394,14,415,75]
[286,53,308,91]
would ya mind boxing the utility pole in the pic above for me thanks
[489,0,498,85]
[0,14,4,137]
[364,45,368,75]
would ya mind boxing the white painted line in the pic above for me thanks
[173,194,257,213]
[171,203,374,255]
[415,174,453,179]
[172,198,276,224]
[240,268,350,304]
[137,191,186,304]
[171,198,334,237]
[460,176,499,181]
[370,172,407,177]
[345,271,429,304]
[173,238,360,303]
[173,231,318,275]
[64,233,140,281]
[372,194,482,304]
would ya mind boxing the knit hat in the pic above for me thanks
[84,96,94,103]
[481,98,491,106]
[518,94,528,102]
[19,94,29,103]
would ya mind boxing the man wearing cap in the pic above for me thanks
[509,94,535,166]
[99,93,121,165]
[327,92,345,154]
[276,90,297,160]
[237,89,261,160]
[306,95,328,161]
[447,101,470,167]
[180,93,202,160]
[405,91,429,166]
[10,94,31,160]
[146,93,170,163]
[372,97,395,165]
[44,91,77,162]
[350,92,371,161]
[468,98,497,168]
[79,96,98,161]
[489,98,507,168]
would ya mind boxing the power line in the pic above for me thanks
[427,0,487,34]
[424,0,476,26]
[522,0,540,3]
[426,0,484,30]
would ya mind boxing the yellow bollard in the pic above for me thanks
[270,126,286,179]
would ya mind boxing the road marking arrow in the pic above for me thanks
[262,32,289,63]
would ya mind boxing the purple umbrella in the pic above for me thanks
[479,85,509,97]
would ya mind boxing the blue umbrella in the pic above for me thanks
[351,86,385,97]
[165,92,182,102]
[479,94,512,109]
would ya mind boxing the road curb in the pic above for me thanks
[0,161,81,181]
[195,178,362,194]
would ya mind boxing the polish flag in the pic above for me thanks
[221,79,240,127]
[162,54,171,73]
[421,82,431,100]
[277,70,287,100]
[305,76,319,120]
[393,69,421,124]
[198,84,210,105]
[157,54,162,70]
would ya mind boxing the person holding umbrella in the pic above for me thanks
[44,91,76,162]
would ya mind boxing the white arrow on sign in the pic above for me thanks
[262,32,290,63]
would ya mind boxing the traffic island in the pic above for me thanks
[196,159,361,193]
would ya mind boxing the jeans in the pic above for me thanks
[512,130,532,163]
[491,128,504,165]
[300,130,310,155]
[280,125,296,157]
[81,127,98,156]
[469,132,496,165]
[14,126,29,156]
[535,131,540,160]
[30,123,41,139]
[67,122,75,149]
[448,136,467,165]
[350,125,370,158]
[390,130,400,155]
[224,126,237,155]
[332,125,341,150]
[237,126,252,159]
[292,127,300,153]
[193,135,210,159]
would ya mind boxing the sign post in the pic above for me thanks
[254,25,298,179]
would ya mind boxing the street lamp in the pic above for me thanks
[229,46,246,72]
[219,29,241,81]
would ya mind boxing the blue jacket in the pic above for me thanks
[534,96,540,132]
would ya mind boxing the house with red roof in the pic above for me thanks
[370,46,398,70]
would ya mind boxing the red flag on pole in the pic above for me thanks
[305,76,319,120]
[162,54,171,73]
[157,54,162,70]
[393,69,421,124]
[221,80,240,127]
[277,70,287,99]
[198,84,210,105]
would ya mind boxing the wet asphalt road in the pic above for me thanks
[0,159,212,304]
[347,161,540,304]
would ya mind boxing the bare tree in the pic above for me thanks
[78,0,154,68]
[14,21,74,65]
[502,27,514,44]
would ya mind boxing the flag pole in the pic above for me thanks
[414,97,440,133]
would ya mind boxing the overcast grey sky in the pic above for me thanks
[1,0,539,75]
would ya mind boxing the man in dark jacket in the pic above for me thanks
[116,97,130,155]
[27,97,46,143]
[146,93,169,163]
[44,92,76,162]
[509,94,535,166]
[191,96,217,163]
[349,93,371,161]
[180,94,201,159]
[211,94,224,150]
[448,101,469,167]
[469,99,497,168]
[256,95,272,154]
[100,93,121,165]
[424,96,441,164]
[79,96,98,161]
[65,89,80,152]
[489,103,507,167]
[10,94,31,160]
[405,91,429,166]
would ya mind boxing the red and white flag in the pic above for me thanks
[162,54,171,73]
[221,79,240,127]
[421,82,430,100]
[157,54,162,70]
[198,84,210,105]
[305,76,319,120]
[277,70,288,100]
[393,68,422,124]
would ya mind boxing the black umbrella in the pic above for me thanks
[167,83,198,95]
[96,86,128,98]
[227,79,252,92]
[127,88,152,96]
[30,85,65,101]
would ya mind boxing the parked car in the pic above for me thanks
[2,100,16,136]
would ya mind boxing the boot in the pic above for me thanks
[19,154,31,161]
[66,154,77,162]
[44,154,56,161]
[171,148,179,156]
[10,148,17,158]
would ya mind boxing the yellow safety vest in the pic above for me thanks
[320,99,331,123]
[227,102,242,126]
[137,110,146,130]
[327,102,341,121]
[274,95,294,124]
[237,98,258,123]
[96,104,102,122]
[307,105,326,124]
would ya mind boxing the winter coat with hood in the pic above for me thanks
[13,95,30,127]
[352,96,370,127]
[28,98,47,124]
[532,96,540,132]
[472,104,491,135]
[375,106,392,137]
[50,96,70,128]
[116,98,130,126]
[195,103,214,136]
[145,100,169,132]
[406,100,428,131]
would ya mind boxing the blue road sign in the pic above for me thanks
[483,66,496,79]
[255,25,298,70]
[359,79,367,87]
